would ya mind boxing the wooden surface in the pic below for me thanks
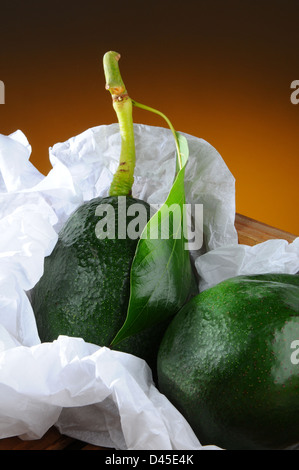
[0,213,297,451]
[235,213,296,246]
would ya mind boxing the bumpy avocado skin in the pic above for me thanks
[31,196,170,371]
[157,273,299,450]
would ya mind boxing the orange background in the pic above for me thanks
[1,0,298,235]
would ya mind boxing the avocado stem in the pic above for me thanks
[103,51,183,193]
[103,51,135,197]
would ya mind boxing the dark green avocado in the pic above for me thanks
[30,195,169,371]
[157,273,299,450]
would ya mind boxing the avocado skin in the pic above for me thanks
[157,273,299,450]
[31,196,167,371]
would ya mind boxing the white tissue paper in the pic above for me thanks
[0,123,298,450]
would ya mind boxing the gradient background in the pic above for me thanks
[1,0,298,235]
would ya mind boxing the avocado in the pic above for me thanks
[30,196,169,370]
[157,273,299,450]
[31,51,199,376]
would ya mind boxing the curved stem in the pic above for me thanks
[103,51,135,196]
[103,51,183,193]
[132,100,182,171]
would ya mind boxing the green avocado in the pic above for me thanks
[30,196,171,371]
[30,50,200,375]
[157,273,299,450]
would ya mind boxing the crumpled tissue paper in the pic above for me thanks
[0,123,298,450]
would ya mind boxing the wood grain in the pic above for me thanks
[235,213,297,246]
[0,213,297,450]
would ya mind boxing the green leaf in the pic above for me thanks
[111,133,194,346]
